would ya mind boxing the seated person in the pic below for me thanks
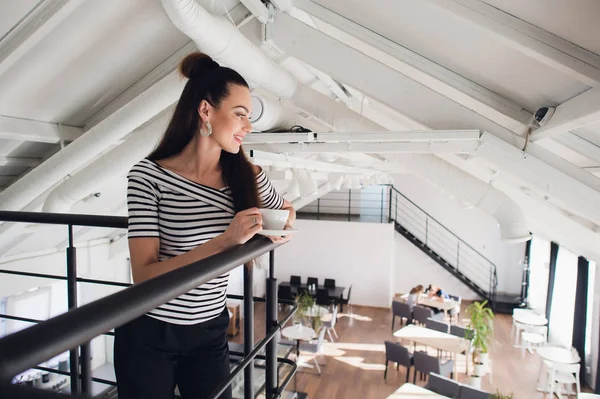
[406,285,424,310]
[427,284,450,302]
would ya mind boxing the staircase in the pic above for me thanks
[389,187,498,306]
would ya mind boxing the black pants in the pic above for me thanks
[114,309,232,399]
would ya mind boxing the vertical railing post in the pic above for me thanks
[265,251,278,399]
[348,189,352,221]
[243,262,254,399]
[66,225,80,394]
[425,218,429,246]
[317,198,321,221]
[456,241,460,272]
[394,191,398,224]
[387,186,393,223]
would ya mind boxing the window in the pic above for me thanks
[585,261,596,386]
[528,236,550,315]
[548,247,578,347]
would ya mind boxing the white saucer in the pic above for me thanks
[257,228,299,236]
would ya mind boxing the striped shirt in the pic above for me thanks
[127,158,284,325]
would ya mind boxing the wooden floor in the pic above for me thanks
[231,301,589,399]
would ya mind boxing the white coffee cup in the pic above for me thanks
[258,208,289,230]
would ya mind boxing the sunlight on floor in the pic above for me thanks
[334,356,387,371]
[324,342,385,352]
[337,312,372,322]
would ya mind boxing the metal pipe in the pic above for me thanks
[66,225,79,394]
[80,343,92,395]
[0,210,126,228]
[243,262,254,398]
[0,237,282,382]
[265,250,277,399]
[208,302,297,399]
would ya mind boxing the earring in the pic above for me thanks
[200,121,212,137]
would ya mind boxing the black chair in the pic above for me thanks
[307,277,319,288]
[425,317,449,334]
[458,385,491,399]
[384,341,413,382]
[425,373,461,398]
[450,325,472,339]
[278,285,294,301]
[290,275,301,286]
[392,301,412,331]
[339,285,352,313]
[412,305,434,325]
[316,288,330,306]
[413,351,454,382]
[324,278,336,288]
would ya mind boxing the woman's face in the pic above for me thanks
[199,84,253,154]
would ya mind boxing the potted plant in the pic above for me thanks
[295,290,315,326]
[466,300,494,384]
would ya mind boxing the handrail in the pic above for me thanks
[0,236,283,383]
[0,210,126,228]
[390,186,495,266]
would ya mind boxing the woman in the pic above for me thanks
[114,52,296,399]
[406,285,424,310]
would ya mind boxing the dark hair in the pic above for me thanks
[148,52,258,212]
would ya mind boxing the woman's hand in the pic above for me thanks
[266,221,293,243]
[222,208,263,246]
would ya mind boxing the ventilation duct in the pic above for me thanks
[42,117,168,213]
[161,0,383,133]
[389,154,530,243]
[0,72,184,212]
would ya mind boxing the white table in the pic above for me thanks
[399,294,456,312]
[513,312,547,326]
[282,325,315,358]
[393,325,469,379]
[536,346,581,395]
[300,305,330,318]
[387,383,450,398]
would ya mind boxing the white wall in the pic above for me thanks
[274,219,395,308]
[392,233,481,300]
[392,174,527,294]
[591,264,600,390]
[0,242,130,369]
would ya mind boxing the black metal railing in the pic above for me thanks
[298,185,390,223]
[389,187,498,301]
[0,211,297,399]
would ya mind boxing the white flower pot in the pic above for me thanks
[473,363,486,377]
[469,375,482,389]
[479,352,490,367]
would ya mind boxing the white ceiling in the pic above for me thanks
[0,0,600,262]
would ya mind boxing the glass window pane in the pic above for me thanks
[548,247,578,347]
[585,261,596,386]
[528,236,550,315]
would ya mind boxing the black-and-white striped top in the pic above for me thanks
[127,158,284,325]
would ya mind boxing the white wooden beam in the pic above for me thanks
[0,157,42,167]
[555,132,600,165]
[427,0,600,86]
[272,12,524,148]
[245,130,481,143]
[478,132,600,226]
[531,88,600,140]
[0,0,87,77]
[0,115,82,143]
[239,0,270,24]
[291,0,532,129]
[245,141,480,154]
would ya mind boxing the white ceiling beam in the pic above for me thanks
[0,115,82,143]
[249,150,379,175]
[0,0,87,77]
[0,157,42,168]
[427,0,600,86]
[245,141,480,154]
[555,132,600,165]
[239,0,270,24]
[272,12,525,149]
[478,133,600,226]
[246,130,481,143]
[531,88,600,140]
[291,0,532,129]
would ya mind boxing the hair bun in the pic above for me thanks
[179,52,220,79]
